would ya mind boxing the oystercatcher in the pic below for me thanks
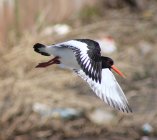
[33,39,132,113]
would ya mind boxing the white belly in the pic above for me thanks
[51,47,80,69]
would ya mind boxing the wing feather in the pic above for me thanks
[74,69,132,113]
[58,40,102,83]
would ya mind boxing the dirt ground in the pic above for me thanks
[1,4,157,140]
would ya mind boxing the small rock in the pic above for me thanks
[142,123,153,134]
[97,36,117,54]
[41,24,71,36]
[138,41,152,55]
[15,135,31,140]
[51,108,83,120]
[141,136,157,140]
[41,26,54,36]
[53,24,71,35]
[32,103,83,120]
[141,136,150,140]
[87,108,116,125]
[33,102,50,116]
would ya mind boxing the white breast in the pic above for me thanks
[49,47,80,69]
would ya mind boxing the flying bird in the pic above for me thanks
[33,39,132,113]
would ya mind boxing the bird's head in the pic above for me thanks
[101,56,126,78]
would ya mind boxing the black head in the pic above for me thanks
[101,56,114,69]
[101,56,126,78]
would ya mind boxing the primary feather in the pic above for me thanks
[74,68,132,113]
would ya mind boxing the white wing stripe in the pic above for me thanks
[83,57,88,64]
[74,69,131,113]
[85,60,90,68]
[60,40,89,51]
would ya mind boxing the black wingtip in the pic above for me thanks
[127,105,133,113]
[122,104,133,113]
[33,43,50,56]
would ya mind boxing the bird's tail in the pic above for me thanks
[33,43,50,56]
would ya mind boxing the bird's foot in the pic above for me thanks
[35,56,60,68]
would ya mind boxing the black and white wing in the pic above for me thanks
[58,39,102,83]
[74,68,132,113]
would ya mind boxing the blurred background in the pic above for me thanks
[0,0,157,140]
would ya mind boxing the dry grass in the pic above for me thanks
[0,0,98,46]
[0,2,157,139]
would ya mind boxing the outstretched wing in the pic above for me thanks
[74,68,132,113]
[58,39,102,83]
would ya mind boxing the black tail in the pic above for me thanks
[33,43,50,56]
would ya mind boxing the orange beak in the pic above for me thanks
[111,65,126,78]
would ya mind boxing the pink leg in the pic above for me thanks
[35,56,60,68]
[46,56,60,63]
